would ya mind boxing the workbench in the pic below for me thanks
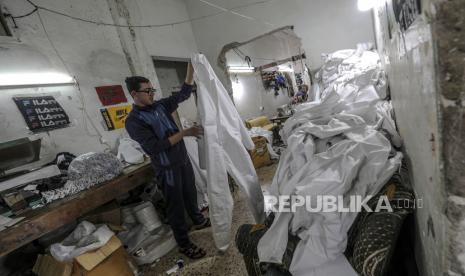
[0,161,154,257]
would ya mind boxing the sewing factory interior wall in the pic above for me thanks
[153,58,198,124]
[229,73,291,120]
[372,0,461,275]
[185,0,375,88]
[136,0,198,59]
[0,0,198,172]
[224,28,303,119]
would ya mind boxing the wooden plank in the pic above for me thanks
[0,163,153,257]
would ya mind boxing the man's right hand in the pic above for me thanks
[183,126,204,138]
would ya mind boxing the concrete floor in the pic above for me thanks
[143,162,278,276]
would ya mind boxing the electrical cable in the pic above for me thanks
[36,10,71,75]
[198,0,274,27]
[232,47,276,64]
[6,0,276,151]
[11,0,274,29]
[11,7,38,19]
[36,9,112,151]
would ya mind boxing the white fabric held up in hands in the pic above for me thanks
[191,53,265,251]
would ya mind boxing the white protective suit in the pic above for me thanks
[183,136,209,209]
[191,54,265,251]
[180,118,209,208]
[258,45,403,274]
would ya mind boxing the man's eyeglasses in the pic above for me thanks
[137,88,156,94]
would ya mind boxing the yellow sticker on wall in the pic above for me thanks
[100,104,132,130]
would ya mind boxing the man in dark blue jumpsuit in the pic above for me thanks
[125,63,209,259]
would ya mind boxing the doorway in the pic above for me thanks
[152,57,198,128]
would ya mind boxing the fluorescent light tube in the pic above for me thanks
[0,72,75,88]
[358,0,384,11]
[228,66,255,73]
[278,65,294,72]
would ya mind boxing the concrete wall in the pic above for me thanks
[373,0,465,275]
[225,28,304,119]
[185,0,375,82]
[373,2,445,275]
[0,0,198,171]
[433,0,465,275]
[153,59,198,123]
[137,0,198,59]
[229,73,292,119]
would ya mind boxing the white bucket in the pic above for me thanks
[121,205,138,225]
[133,202,162,231]
[131,227,177,265]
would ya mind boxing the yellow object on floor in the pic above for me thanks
[72,247,135,276]
[245,116,276,132]
[249,136,272,169]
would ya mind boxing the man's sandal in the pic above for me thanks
[192,218,211,231]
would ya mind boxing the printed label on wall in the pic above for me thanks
[100,104,132,130]
[95,85,128,106]
[13,96,70,132]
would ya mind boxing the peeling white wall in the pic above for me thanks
[373,1,446,275]
[225,28,303,120]
[230,73,291,119]
[136,0,198,58]
[153,59,198,123]
[185,0,375,81]
[0,0,198,171]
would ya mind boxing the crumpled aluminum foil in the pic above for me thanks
[42,152,123,203]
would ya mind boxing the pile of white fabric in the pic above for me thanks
[257,44,403,275]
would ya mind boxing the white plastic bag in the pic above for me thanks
[117,138,145,164]
[50,221,114,262]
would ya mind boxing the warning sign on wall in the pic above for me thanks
[100,104,132,130]
[13,96,70,132]
[95,85,128,106]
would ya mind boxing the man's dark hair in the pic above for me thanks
[125,76,150,93]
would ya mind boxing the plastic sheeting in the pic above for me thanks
[117,202,177,265]
[257,45,403,274]
[50,221,114,262]
[117,138,146,165]
[191,53,265,251]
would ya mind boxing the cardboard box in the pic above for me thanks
[75,235,122,271]
[33,254,72,276]
[72,247,135,276]
[34,236,135,276]
[249,136,272,169]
